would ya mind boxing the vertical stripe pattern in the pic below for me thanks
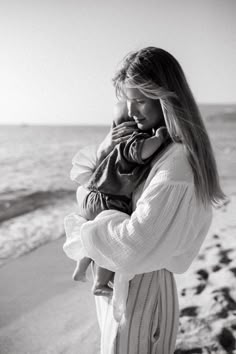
[94,269,179,354]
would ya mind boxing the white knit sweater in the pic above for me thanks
[63,142,212,321]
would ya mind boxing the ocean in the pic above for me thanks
[0,110,235,266]
[0,125,108,199]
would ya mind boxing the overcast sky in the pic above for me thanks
[0,0,235,125]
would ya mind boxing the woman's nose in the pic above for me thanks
[127,101,138,117]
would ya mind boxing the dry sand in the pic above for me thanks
[175,194,236,353]
[0,194,236,354]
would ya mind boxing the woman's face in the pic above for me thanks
[125,87,165,131]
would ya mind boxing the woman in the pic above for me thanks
[64,47,225,354]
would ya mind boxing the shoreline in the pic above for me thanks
[0,195,76,267]
[0,189,74,223]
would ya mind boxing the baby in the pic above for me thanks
[71,101,171,296]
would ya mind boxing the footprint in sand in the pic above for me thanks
[196,269,209,281]
[180,306,199,317]
[180,269,209,297]
[218,327,236,353]
[219,249,233,265]
[212,264,222,272]
[195,269,209,294]
[212,286,236,318]
[229,267,236,277]
[174,348,203,353]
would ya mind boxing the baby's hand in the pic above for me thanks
[111,120,138,144]
[97,121,138,161]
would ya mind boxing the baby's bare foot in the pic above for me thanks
[93,284,113,297]
[72,269,87,282]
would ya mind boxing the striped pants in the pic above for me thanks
[94,269,179,354]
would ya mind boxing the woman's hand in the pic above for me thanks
[97,121,138,163]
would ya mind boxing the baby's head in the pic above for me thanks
[113,101,134,126]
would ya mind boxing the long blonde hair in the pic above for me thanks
[113,47,225,205]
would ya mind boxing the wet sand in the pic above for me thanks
[0,238,100,354]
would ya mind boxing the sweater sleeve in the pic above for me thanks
[63,172,211,275]
[70,145,98,185]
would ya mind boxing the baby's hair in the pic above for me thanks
[113,47,225,205]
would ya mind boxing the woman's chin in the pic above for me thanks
[137,122,146,130]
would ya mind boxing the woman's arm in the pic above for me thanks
[79,182,190,273]
[63,175,212,275]
[64,179,189,272]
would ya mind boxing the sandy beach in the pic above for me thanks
[0,237,100,354]
[0,0,236,350]
[0,192,235,353]
[0,120,235,353]
[175,193,236,353]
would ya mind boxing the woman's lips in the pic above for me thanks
[134,117,145,124]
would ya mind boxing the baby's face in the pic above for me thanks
[113,101,133,125]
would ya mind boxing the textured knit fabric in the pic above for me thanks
[93,266,179,354]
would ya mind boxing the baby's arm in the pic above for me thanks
[97,120,137,165]
[140,127,167,160]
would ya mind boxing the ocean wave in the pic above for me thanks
[0,196,77,267]
[0,189,74,223]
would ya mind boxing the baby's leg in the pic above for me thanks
[92,266,114,297]
[72,257,92,281]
